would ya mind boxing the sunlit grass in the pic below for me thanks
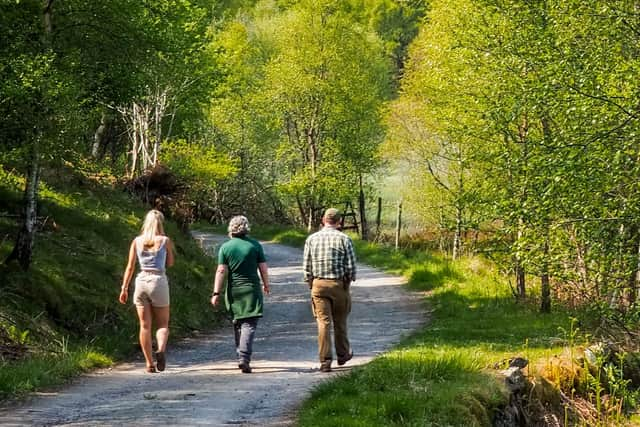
[0,348,112,399]
[193,221,309,247]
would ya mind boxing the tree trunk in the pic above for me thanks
[516,262,526,300]
[514,109,529,301]
[452,145,465,259]
[395,201,402,250]
[515,217,526,300]
[295,194,306,228]
[6,1,53,270]
[629,236,640,306]
[119,86,172,179]
[6,134,41,270]
[540,231,551,313]
[307,205,314,233]
[91,111,108,160]
[539,116,552,312]
[306,117,319,233]
[375,197,382,238]
[540,270,551,313]
[452,204,462,260]
[129,103,139,179]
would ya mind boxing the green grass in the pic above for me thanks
[0,166,225,399]
[252,225,308,247]
[186,223,586,424]
[0,348,112,399]
[223,224,570,424]
[195,222,640,424]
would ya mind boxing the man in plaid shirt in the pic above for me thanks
[303,208,356,372]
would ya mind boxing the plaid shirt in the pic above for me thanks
[303,226,356,282]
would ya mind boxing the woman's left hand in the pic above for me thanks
[119,288,128,304]
[211,295,220,306]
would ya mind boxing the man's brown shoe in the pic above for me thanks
[338,350,353,366]
[320,362,332,373]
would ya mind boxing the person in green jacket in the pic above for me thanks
[211,215,270,373]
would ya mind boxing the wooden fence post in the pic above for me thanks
[395,200,402,251]
[376,197,382,237]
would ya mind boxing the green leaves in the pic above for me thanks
[162,139,237,184]
[389,0,640,311]
[207,0,393,225]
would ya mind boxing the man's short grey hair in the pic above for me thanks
[323,208,341,224]
[228,215,250,236]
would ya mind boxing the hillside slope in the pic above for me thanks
[0,165,223,399]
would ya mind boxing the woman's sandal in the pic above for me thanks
[155,351,166,372]
[146,365,157,373]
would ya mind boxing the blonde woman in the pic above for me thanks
[119,209,175,373]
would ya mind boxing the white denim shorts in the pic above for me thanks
[133,271,170,307]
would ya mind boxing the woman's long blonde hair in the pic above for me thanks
[140,210,165,248]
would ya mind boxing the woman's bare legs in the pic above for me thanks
[136,304,154,370]
[153,306,170,353]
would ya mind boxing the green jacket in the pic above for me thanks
[217,236,266,321]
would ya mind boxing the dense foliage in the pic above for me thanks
[1,0,423,257]
[0,165,222,398]
[388,0,640,324]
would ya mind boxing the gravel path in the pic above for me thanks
[0,232,425,426]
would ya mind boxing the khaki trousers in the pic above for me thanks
[311,278,351,363]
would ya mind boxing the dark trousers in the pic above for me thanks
[234,317,258,363]
[311,278,351,363]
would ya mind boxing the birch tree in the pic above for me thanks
[1,0,219,268]
[3,0,56,270]
[209,0,391,228]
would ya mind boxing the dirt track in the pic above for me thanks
[0,232,425,426]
